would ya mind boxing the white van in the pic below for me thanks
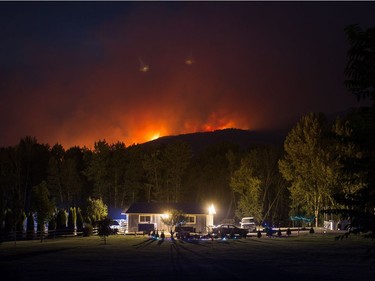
[240,217,256,232]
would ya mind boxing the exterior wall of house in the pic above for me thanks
[127,214,139,232]
[128,213,155,232]
[195,215,207,233]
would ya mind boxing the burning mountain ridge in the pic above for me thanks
[142,128,288,154]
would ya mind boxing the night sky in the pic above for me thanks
[1,2,375,148]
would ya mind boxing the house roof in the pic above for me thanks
[125,202,208,215]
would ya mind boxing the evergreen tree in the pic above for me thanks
[122,144,145,205]
[47,144,65,206]
[143,147,163,203]
[76,207,84,231]
[162,141,192,203]
[68,207,77,234]
[110,142,128,208]
[30,181,55,242]
[84,141,112,205]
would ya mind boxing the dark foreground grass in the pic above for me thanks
[0,232,374,281]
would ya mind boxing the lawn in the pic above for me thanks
[0,231,374,281]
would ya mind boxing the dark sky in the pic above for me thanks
[1,2,374,148]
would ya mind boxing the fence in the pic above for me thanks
[0,228,91,243]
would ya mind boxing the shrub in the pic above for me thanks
[48,214,57,238]
[4,209,13,233]
[56,209,67,231]
[286,228,292,236]
[26,213,35,239]
[98,218,112,244]
[83,224,93,237]
[68,208,74,231]
[76,208,84,231]
[309,227,315,234]
[48,214,56,231]
[18,212,26,233]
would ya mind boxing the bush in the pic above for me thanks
[48,214,56,231]
[83,224,93,237]
[18,212,26,233]
[98,218,112,243]
[76,208,84,231]
[309,227,315,234]
[4,209,13,233]
[68,207,74,231]
[56,209,67,231]
[27,213,35,239]
[286,228,292,236]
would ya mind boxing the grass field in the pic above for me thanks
[1,231,374,281]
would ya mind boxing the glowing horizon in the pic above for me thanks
[55,121,248,149]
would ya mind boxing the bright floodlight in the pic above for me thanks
[208,204,216,215]
[161,213,170,219]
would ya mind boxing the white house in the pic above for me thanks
[125,202,215,234]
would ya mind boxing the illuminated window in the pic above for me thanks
[185,216,196,224]
[139,215,151,223]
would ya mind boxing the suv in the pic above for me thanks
[240,217,256,232]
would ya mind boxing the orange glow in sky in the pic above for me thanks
[0,3,366,149]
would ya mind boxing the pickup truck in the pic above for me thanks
[240,217,256,232]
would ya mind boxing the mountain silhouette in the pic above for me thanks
[142,128,287,154]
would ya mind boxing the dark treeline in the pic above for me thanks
[0,135,290,229]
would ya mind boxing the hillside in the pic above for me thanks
[142,128,287,153]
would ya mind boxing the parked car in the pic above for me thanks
[240,217,256,232]
[212,224,248,238]
[109,220,121,234]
